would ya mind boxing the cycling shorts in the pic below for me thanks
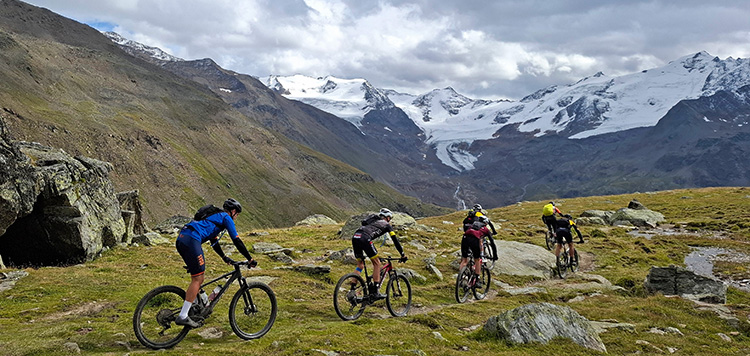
[542,215,556,231]
[351,234,378,260]
[555,228,573,244]
[460,236,481,259]
[176,229,205,276]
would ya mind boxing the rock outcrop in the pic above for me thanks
[491,241,557,279]
[0,118,126,266]
[483,302,606,353]
[295,214,338,226]
[580,199,665,227]
[644,265,727,303]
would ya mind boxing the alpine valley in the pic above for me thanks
[110,27,750,211]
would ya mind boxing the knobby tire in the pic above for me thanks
[455,266,473,303]
[333,273,367,320]
[473,265,491,300]
[386,274,412,317]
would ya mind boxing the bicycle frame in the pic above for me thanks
[360,257,396,287]
[196,264,248,315]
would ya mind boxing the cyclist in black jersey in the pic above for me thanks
[351,208,407,299]
[554,214,584,264]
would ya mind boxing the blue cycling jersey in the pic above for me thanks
[181,212,239,243]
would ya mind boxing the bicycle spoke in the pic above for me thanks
[386,274,412,317]
[455,266,473,303]
[333,273,366,320]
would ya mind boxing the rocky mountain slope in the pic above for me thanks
[0,0,449,227]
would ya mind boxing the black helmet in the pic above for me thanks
[473,203,482,211]
[223,198,242,213]
[549,201,555,205]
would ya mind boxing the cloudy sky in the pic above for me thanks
[22,0,750,100]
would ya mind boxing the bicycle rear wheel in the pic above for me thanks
[473,265,491,300]
[333,273,367,320]
[455,266,473,303]
[386,274,412,317]
[229,282,277,340]
[556,250,570,279]
[133,285,190,350]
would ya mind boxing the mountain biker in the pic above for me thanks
[542,201,562,236]
[463,203,497,235]
[174,198,254,328]
[351,208,407,299]
[553,214,584,265]
[459,219,493,288]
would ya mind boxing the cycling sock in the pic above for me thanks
[355,266,363,273]
[179,300,192,319]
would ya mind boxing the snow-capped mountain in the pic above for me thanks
[263,52,750,171]
[103,31,183,62]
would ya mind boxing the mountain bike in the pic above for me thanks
[455,245,491,303]
[333,257,411,320]
[555,241,579,278]
[133,260,277,349]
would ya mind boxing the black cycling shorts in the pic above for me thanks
[542,214,556,231]
[460,236,481,259]
[352,234,378,260]
[555,228,573,244]
[176,230,205,276]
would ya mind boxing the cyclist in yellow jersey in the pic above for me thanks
[541,201,562,236]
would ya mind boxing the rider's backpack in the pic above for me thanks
[361,214,380,226]
[193,204,223,221]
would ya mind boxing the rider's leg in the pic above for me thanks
[179,273,204,318]
[355,258,365,275]
[554,242,561,257]
[569,243,576,263]
[474,258,482,275]
[459,257,468,271]
[371,257,383,286]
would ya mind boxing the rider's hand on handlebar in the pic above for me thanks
[222,256,235,265]
[248,259,258,268]
[399,255,408,263]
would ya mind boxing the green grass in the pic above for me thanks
[1,187,750,355]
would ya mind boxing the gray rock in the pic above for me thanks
[270,252,295,264]
[131,232,171,246]
[338,211,417,239]
[575,217,608,226]
[503,287,548,296]
[253,242,284,253]
[426,264,443,280]
[491,241,557,279]
[717,333,732,342]
[398,268,427,282]
[628,199,647,210]
[117,189,150,243]
[295,214,338,226]
[609,208,665,228]
[645,265,727,303]
[294,264,331,274]
[197,327,223,339]
[0,127,126,266]
[326,248,357,265]
[0,270,29,293]
[580,210,614,224]
[483,303,606,353]
[590,321,636,333]
[63,342,81,354]
[152,215,191,235]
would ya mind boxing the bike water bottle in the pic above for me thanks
[199,290,209,305]
[208,286,221,301]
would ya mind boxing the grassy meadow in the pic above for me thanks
[1,187,750,355]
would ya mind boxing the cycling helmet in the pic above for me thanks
[223,198,242,213]
[472,203,482,211]
[549,201,555,206]
[379,208,393,218]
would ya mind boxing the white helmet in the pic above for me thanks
[473,204,482,211]
[379,208,393,218]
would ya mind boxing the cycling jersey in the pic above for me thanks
[461,225,491,258]
[352,217,404,256]
[554,217,582,243]
[181,212,239,243]
[463,211,497,234]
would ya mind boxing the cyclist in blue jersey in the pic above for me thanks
[174,198,254,328]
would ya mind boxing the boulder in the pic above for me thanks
[609,208,665,228]
[580,210,614,224]
[338,211,417,239]
[483,302,606,353]
[295,214,338,226]
[253,242,284,253]
[0,122,126,266]
[628,199,647,210]
[575,217,608,226]
[152,215,191,235]
[491,241,557,279]
[644,265,727,303]
[131,232,172,246]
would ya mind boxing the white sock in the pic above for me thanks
[179,300,193,319]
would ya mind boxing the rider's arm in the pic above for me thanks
[222,214,253,262]
[487,220,497,235]
[231,237,253,262]
[210,237,233,263]
[389,231,405,256]
[573,225,583,240]
[485,231,498,260]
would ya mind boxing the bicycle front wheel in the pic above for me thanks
[228,282,277,340]
[455,266,472,303]
[333,273,367,320]
[386,274,412,317]
[473,265,491,300]
[133,285,190,350]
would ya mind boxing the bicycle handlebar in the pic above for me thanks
[379,256,407,263]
